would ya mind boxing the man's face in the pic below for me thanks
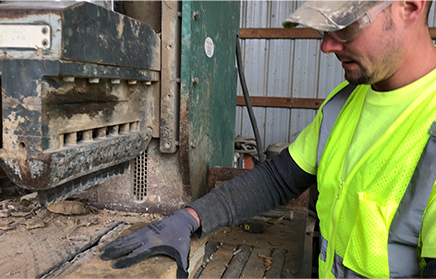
[320,4,403,87]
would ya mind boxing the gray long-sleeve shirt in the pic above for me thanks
[188,148,317,238]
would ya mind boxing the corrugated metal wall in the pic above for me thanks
[236,0,436,151]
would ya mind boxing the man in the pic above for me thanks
[100,1,436,278]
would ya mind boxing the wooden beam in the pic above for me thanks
[236,96,324,109]
[430,28,436,40]
[239,28,320,39]
[240,27,436,40]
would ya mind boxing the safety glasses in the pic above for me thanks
[316,1,393,43]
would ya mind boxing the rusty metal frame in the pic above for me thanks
[160,1,182,153]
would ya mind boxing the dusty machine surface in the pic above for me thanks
[0,1,240,214]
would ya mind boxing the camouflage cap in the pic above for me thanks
[282,1,378,31]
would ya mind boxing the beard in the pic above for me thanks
[344,67,375,85]
[336,54,375,85]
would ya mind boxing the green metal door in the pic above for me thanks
[180,1,240,200]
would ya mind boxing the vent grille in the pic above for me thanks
[60,121,140,149]
[132,150,147,201]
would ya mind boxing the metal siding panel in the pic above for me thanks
[428,1,435,44]
[265,39,293,146]
[236,1,270,142]
[270,1,297,28]
[318,53,345,99]
[429,1,435,27]
[289,39,318,142]
[264,2,301,148]
[239,38,268,139]
[245,0,270,28]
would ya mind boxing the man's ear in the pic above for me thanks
[397,1,427,24]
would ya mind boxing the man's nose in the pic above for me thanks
[320,33,344,54]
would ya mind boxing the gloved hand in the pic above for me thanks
[100,209,199,278]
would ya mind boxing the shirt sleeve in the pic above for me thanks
[288,81,350,176]
[188,149,316,238]
[288,111,322,175]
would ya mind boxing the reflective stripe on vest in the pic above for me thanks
[317,85,436,277]
[321,234,366,278]
[317,84,357,167]
[387,121,436,277]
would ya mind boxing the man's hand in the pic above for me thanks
[100,209,199,278]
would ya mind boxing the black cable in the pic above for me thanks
[236,36,265,163]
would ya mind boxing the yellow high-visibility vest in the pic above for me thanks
[290,81,436,278]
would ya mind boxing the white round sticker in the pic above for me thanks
[204,37,214,58]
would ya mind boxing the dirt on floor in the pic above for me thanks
[0,184,184,278]
[0,180,313,279]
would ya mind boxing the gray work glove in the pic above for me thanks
[100,209,199,278]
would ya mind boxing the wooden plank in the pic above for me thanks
[265,249,287,278]
[240,28,436,40]
[282,251,301,278]
[52,221,207,279]
[206,211,310,278]
[240,247,272,278]
[193,241,221,278]
[0,203,206,279]
[429,28,436,39]
[222,245,252,278]
[300,216,317,278]
[239,28,320,39]
[236,96,324,109]
[0,213,121,278]
[281,211,308,278]
[198,244,237,279]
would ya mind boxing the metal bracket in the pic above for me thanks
[0,24,51,49]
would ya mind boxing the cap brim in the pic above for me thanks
[282,1,377,31]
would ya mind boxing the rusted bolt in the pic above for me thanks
[42,39,48,47]
[165,93,172,100]
[166,44,173,50]
[164,141,171,149]
[193,11,200,19]
[41,27,48,34]
[192,77,199,85]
